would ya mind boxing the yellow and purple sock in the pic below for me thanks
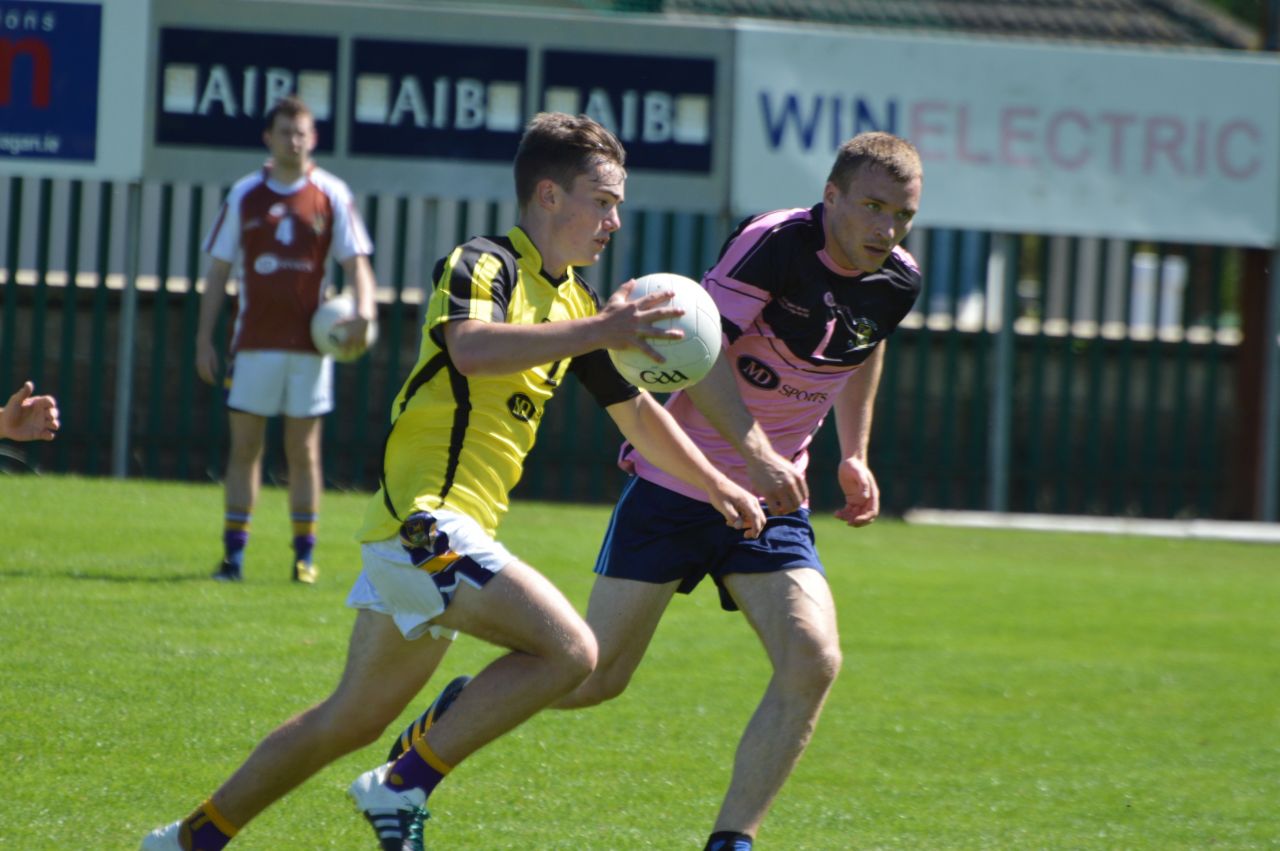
[223,509,251,567]
[179,798,238,850]
[385,737,452,799]
[291,512,317,564]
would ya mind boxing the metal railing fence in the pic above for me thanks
[0,175,1262,520]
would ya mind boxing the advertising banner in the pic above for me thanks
[541,49,715,174]
[145,0,732,210]
[733,23,1280,246]
[0,0,145,178]
[155,27,338,153]
[349,38,526,161]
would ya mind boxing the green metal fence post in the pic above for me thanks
[111,181,143,478]
[987,233,1016,513]
[1259,249,1280,521]
[56,181,84,473]
[2,177,22,396]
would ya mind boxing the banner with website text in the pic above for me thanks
[0,0,147,179]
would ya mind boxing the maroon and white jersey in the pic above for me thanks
[625,203,923,502]
[204,164,373,354]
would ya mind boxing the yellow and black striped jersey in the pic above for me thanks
[358,226,638,541]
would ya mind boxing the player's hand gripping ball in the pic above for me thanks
[310,294,378,362]
[608,273,721,392]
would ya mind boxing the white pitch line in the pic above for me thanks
[902,509,1280,545]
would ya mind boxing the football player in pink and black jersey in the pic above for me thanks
[557,131,924,850]
[195,95,376,585]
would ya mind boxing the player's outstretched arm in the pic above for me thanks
[445,281,683,377]
[0,381,60,442]
[195,259,233,385]
[607,393,765,538]
[683,352,808,515]
[833,343,885,526]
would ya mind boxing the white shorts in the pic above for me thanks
[346,508,515,641]
[227,350,333,418]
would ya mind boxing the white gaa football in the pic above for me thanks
[608,273,721,392]
[310,294,377,362]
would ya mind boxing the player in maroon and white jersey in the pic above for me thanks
[195,95,376,586]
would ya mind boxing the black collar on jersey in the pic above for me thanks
[508,226,572,287]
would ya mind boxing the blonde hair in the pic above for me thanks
[827,131,922,191]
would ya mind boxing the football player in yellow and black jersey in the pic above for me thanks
[142,113,765,851]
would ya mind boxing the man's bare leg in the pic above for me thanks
[712,568,842,839]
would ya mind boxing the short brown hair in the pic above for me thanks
[827,131,922,191]
[514,112,626,206]
[264,95,313,131]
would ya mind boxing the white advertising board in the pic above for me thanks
[0,0,147,180]
[733,24,1280,247]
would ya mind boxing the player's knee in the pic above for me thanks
[547,620,598,691]
[540,616,599,696]
[227,438,263,466]
[567,664,631,707]
[782,631,842,698]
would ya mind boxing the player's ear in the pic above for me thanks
[822,180,840,207]
[535,178,560,211]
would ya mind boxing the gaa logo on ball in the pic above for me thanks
[608,273,721,392]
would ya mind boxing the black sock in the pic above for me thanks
[705,831,753,851]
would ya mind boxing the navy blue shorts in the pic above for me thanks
[594,476,824,611]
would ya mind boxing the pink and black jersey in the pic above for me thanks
[625,203,922,502]
[203,165,373,354]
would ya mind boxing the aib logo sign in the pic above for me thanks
[0,1,100,161]
[541,49,714,174]
[349,38,526,162]
[156,28,337,151]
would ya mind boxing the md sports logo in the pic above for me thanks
[737,355,779,389]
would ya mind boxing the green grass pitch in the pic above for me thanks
[0,475,1276,849]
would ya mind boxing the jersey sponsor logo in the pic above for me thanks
[737,355,780,389]
[0,1,100,162]
[776,297,811,318]
[541,49,715,174]
[155,28,337,151]
[507,392,539,423]
[350,38,526,161]
[639,368,690,385]
[253,253,315,275]
[778,384,828,404]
